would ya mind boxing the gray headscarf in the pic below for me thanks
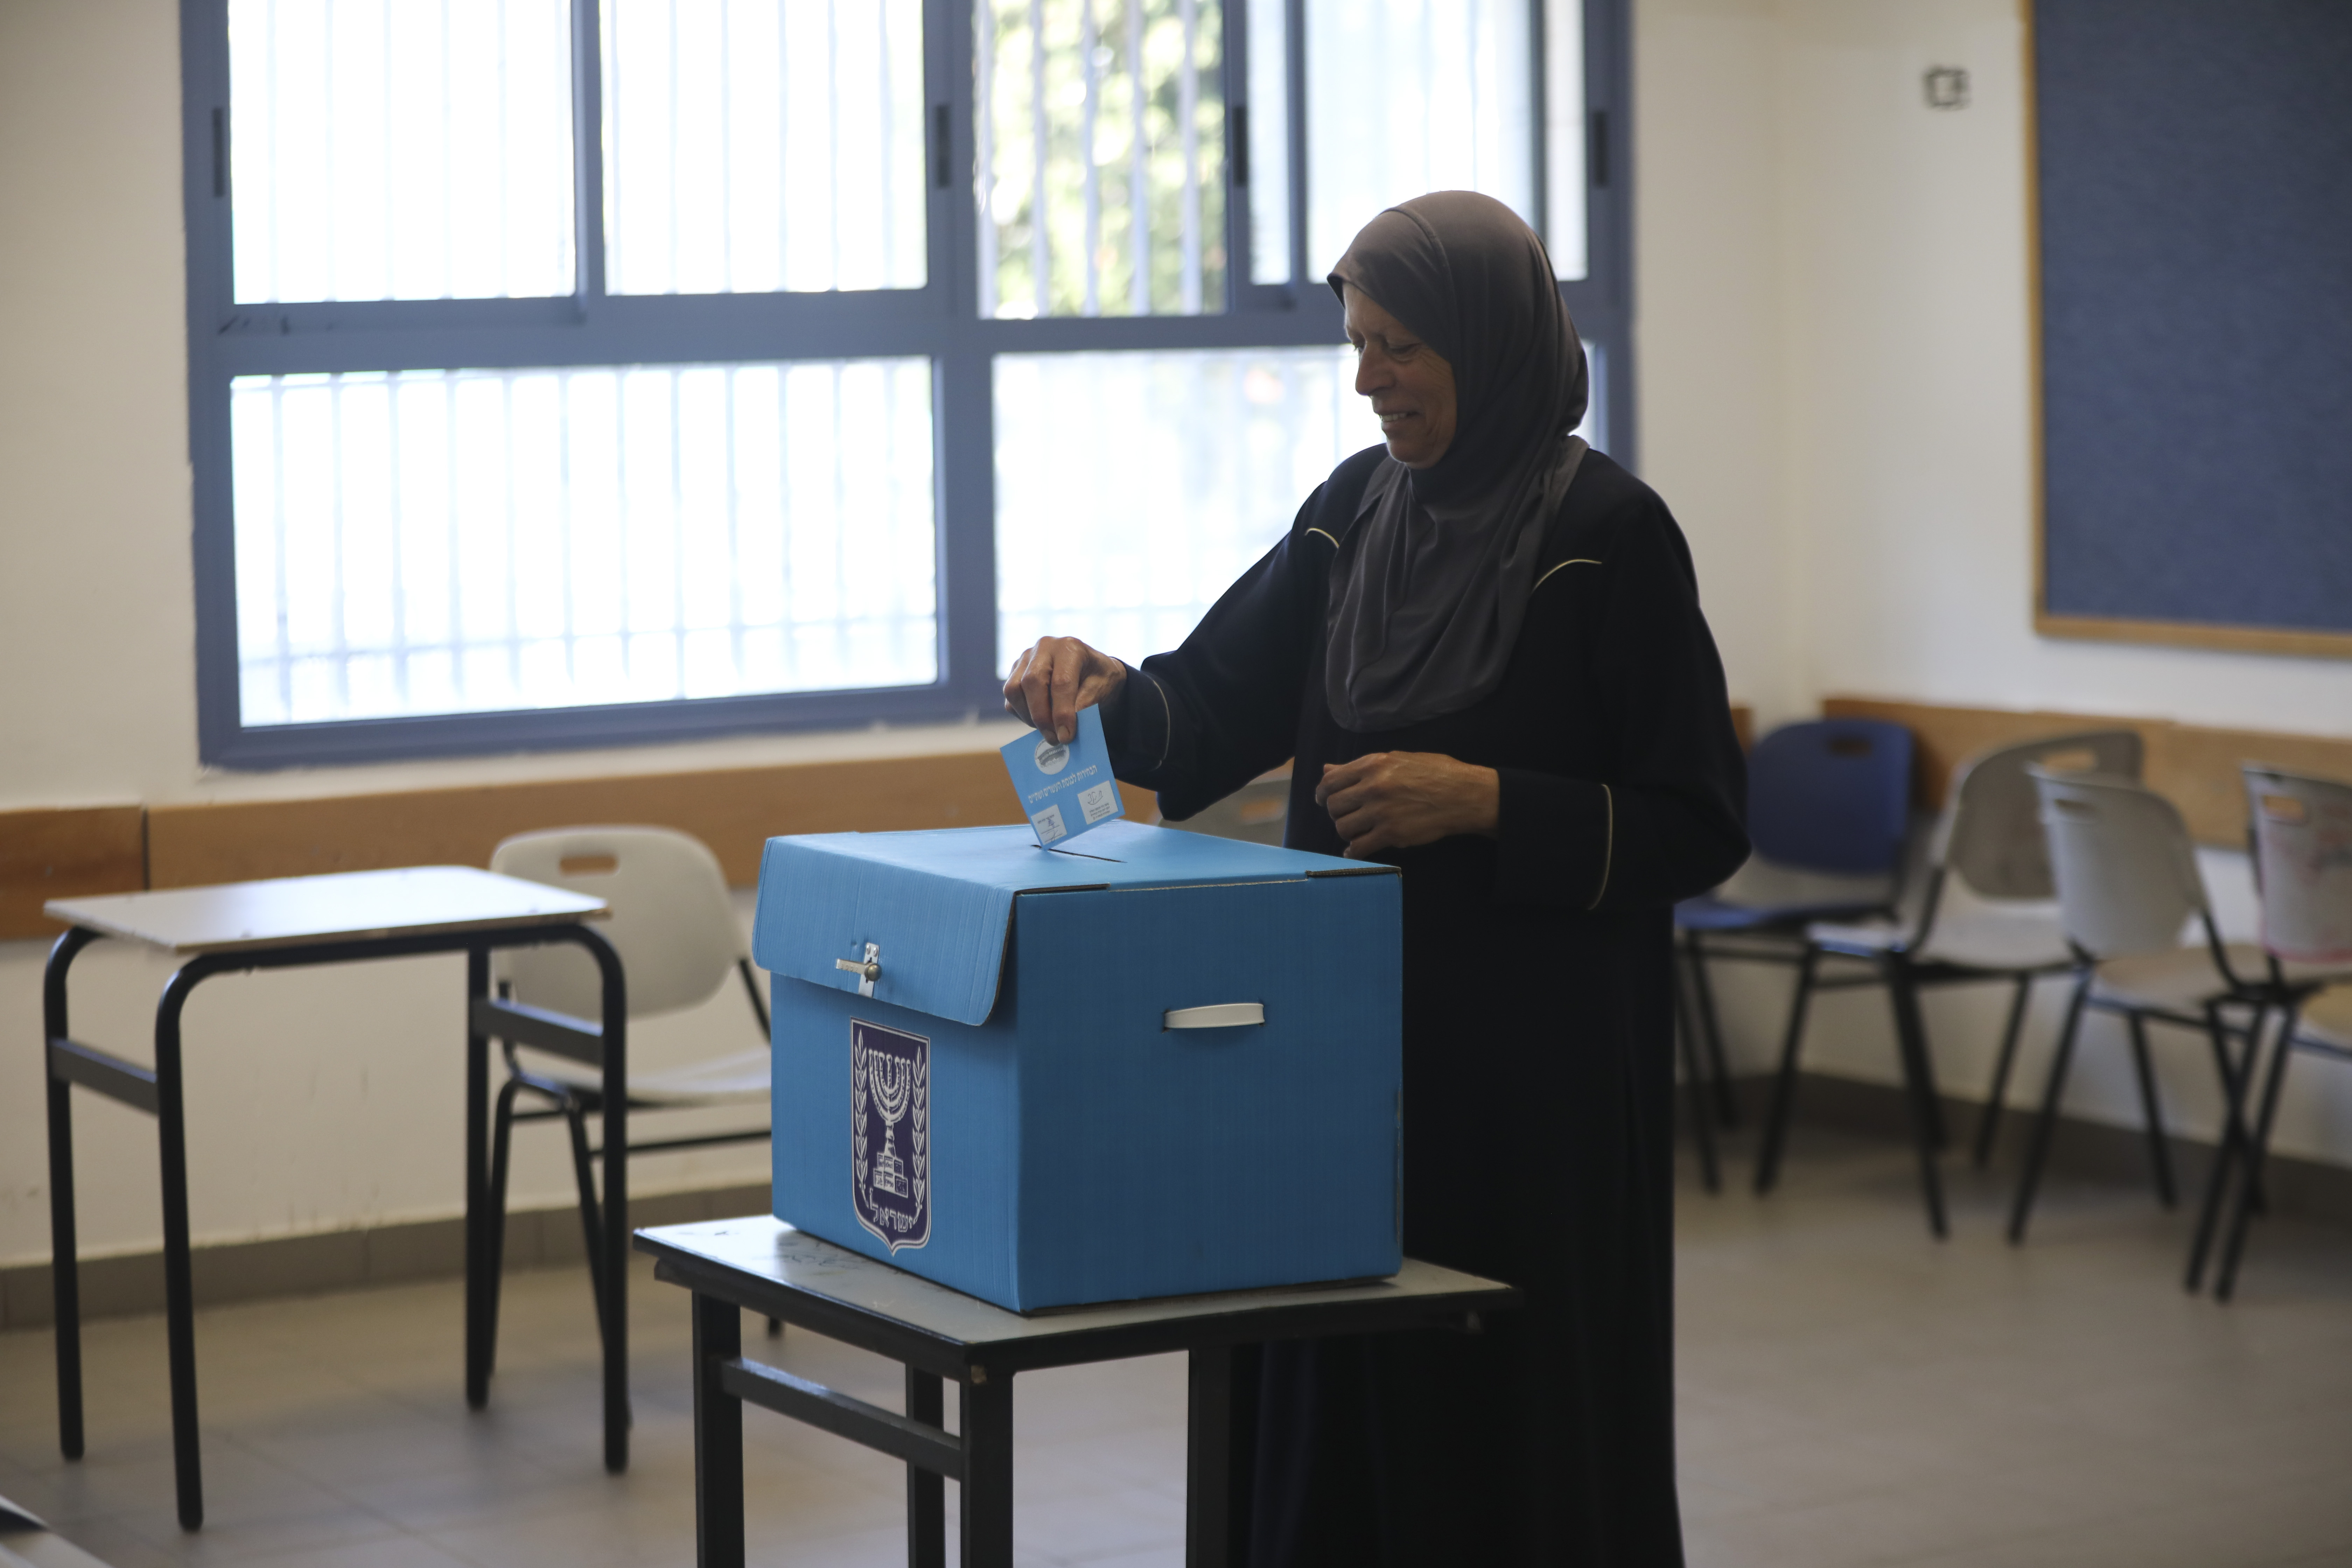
[1323,191,1590,732]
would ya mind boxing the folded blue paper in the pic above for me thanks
[999,705,1124,848]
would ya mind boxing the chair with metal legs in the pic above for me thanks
[482,826,776,1377]
[1757,730,2143,1236]
[1670,954,1723,1192]
[2197,766,2352,1300]
[2006,770,2269,1245]
[1675,719,1913,1175]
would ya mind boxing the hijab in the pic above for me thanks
[1322,190,1590,732]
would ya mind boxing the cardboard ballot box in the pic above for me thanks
[753,819,1403,1312]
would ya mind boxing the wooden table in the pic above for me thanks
[41,866,622,1531]
[635,1217,1522,1568]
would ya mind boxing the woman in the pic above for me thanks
[1006,191,1747,1565]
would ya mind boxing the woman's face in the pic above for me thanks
[1344,285,1458,469]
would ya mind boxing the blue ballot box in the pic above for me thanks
[752,818,1403,1312]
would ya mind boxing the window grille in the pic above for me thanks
[976,0,1225,317]
[227,0,576,302]
[995,346,1376,664]
[603,0,929,295]
[1303,0,1533,279]
[231,360,937,726]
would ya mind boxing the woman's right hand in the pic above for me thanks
[1003,637,1127,744]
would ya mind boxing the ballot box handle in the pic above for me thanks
[1163,1002,1265,1030]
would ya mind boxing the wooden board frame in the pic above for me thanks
[2023,1,2352,664]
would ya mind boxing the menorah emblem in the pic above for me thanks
[851,1019,931,1252]
[867,1053,914,1198]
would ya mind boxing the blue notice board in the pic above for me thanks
[2033,0,2352,652]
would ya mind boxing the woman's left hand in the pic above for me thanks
[1315,752,1500,858]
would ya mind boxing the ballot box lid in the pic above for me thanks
[753,820,1389,1026]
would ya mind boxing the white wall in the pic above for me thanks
[1638,0,2352,1170]
[4,0,2349,1271]
[1632,0,1804,725]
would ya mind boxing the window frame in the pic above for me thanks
[180,0,1632,768]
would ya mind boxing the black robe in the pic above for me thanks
[1099,443,1749,1566]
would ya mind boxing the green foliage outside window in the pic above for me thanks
[981,0,1227,317]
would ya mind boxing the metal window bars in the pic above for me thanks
[976,0,1226,317]
[231,361,939,727]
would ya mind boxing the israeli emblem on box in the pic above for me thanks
[851,1019,930,1252]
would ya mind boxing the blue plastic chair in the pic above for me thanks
[1674,720,1915,1189]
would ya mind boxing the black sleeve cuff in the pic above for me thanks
[1491,768,1615,910]
[1101,664,1173,780]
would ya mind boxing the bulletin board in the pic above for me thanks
[2031,0,2352,660]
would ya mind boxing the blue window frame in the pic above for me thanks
[181,0,1632,768]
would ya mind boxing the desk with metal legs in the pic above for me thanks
[636,1217,1522,1568]
[42,866,626,1531]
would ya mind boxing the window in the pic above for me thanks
[183,0,1631,765]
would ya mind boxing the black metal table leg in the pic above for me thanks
[580,925,630,1474]
[44,926,98,1463]
[906,1370,945,1568]
[692,1292,745,1568]
[1185,1346,1234,1568]
[156,966,209,1530]
[465,945,492,1409]
[960,1370,1014,1568]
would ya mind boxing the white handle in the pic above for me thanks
[1163,1002,1264,1030]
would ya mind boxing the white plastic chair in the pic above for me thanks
[482,826,771,1361]
[2006,770,2268,1244]
[2199,767,2352,1299]
[1764,730,2145,1227]
[1159,768,1291,846]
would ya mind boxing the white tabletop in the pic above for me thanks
[636,1217,1515,1349]
[46,866,607,955]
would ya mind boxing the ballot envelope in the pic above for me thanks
[752,818,1403,1312]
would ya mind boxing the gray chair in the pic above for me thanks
[2198,766,2352,1299]
[1159,769,1291,845]
[1761,729,2145,1233]
[2007,770,2268,1244]
[484,826,774,1364]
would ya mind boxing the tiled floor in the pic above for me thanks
[3,1131,2348,1567]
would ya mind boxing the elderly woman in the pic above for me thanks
[1006,191,1746,1565]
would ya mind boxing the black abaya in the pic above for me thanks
[1098,442,1749,1566]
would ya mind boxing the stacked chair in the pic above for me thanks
[483,826,776,1368]
[2192,766,2352,1299]
[1160,769,1292,846]
[2004,769,2275,1246]
[1757,730,2143,1236]
[1676,719,1914,1194]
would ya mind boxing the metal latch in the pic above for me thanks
[834,942,881,997]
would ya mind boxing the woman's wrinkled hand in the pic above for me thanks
[1003,636,1127,744]
[1315,752,1500,858]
